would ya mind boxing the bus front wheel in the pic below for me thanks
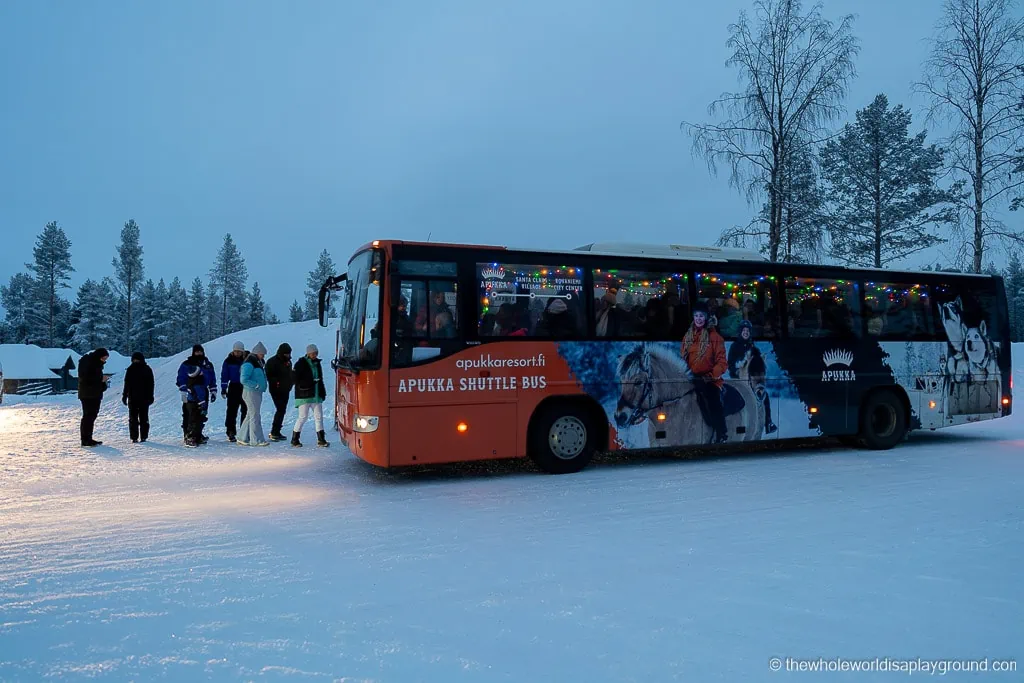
[529,404,597,474]
[859,390,907,450]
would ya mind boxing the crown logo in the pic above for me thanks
[481,266,506,280]
[823,349,853,368]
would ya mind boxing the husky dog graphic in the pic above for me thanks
[938,296,1001,417]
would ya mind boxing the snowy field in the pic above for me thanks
[0,336,1021,681]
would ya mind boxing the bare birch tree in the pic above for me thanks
[682,0,858,261]
[917,0,1024,272]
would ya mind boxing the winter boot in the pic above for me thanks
[269,432,284,442]
[227,434,237,443]
[317,430,329,447]
[291,432,302,448]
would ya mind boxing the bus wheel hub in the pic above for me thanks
[549,416,587,460]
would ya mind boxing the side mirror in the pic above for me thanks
[318,273,348,327]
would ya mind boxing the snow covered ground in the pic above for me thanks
[0,336,1021,681]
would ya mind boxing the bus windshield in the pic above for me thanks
[340,249,383,367]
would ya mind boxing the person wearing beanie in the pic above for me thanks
[176,344,217,447]
[265,342,294,441]
[726,319,777,435]
[220,340,249,442]
[237,341,270,446]
[681,300,729,444]
[122,351,155,443]
[77,347,110,447]
[291,344,329,447]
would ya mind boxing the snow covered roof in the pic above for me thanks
[41,348,79,369]
[0,345,64,380]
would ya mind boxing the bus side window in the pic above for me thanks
[392,279,460,366]
[695,272,778,340]
[591,269,689,339]
[784,277,860,339]
[477,263,585,338]
[862,282,933,339]
[429,281,459,339]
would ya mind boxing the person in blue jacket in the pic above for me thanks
[237,342,269,446]
[220,341,248,442]
[177,344,217,447]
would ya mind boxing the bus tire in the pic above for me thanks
[859,390,907,450]
[528,403,597,474]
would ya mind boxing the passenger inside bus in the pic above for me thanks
[433,309,457,338]
[534,297,575,338]
[595,283,627,336]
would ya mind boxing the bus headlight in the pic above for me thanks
[354,415,379,433]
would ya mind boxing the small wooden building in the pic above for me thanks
[0,345,80,397]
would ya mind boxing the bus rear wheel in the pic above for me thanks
[529,404,597,474]
[859,390,907,450]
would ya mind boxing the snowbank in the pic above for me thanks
[101,350,131,376]
[102,319,339,439]
[0,344,75,380]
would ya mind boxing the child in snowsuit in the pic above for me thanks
[177,344,217,447]
[726,320,777,435]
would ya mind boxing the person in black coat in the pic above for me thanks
[264,343,294,441]
[291,344,329,447]
[122,351,155,443]
[77,348,109,447]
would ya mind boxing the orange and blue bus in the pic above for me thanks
[319,240,1012,473]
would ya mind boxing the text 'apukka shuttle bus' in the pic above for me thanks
[318,240,1012,474]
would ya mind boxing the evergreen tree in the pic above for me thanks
[1005,252,1024,341]
[207,233,248,337]
[266,311,282,325]
[25,221,74,347]
[152,278,172,357]
[187,277,207,344]
[289,300,304,323]
[69,279,117,354]
[821,95,961,268]
[112,219,144,353]
[0,272,35,343]
[166,277,190,354]
[305,249,337,320]
[205,291,223,341]
[133,279,159,357]
[248,281,267,327]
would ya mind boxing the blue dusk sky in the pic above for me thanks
[0,0,1012,317]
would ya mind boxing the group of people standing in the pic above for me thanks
[76,341,330,450]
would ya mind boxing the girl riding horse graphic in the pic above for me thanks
[613,301,764,446]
